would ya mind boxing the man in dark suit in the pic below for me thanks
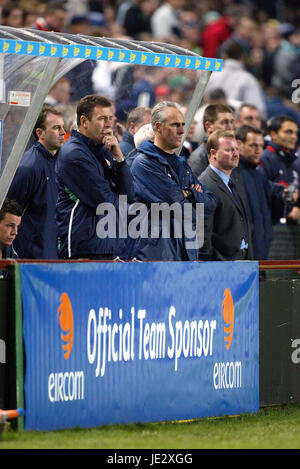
[198,129,253,261]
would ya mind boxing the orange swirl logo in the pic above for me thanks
[222,288,234,350]
[57,293,74,359]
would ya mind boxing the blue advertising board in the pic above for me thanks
[21,261,259,431]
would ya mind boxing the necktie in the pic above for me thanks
[228,179,248,244]
[228,179,241,203]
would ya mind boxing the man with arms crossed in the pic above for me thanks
[130,101,216,261]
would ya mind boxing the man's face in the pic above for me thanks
[82,105,114,145]
[155,107,185,153]
[238,132,264,164]
[0,213,21,247]
[38,113,66,154]
[211,137,239,173]
[6,8,23,27]
[206,112,235,134]
[236,107,261,128]
[130,112,151,135]
[271,120,299,150]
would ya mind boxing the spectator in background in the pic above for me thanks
[34,2,67,32]
[7,105,66,259]
[200,9,231,58]
[151,0,184,40]
[116,0,157,39]
[261,19,282,87]
[1,2,24,27]
[177,8,201,52]
[0,199,22,259]
[187,104,235,178]
[45,77,71,107]
[67,14,91,35]
[235,103,262,130]
[120,106,151,158]
[198,129,253,261]
[218,14,257,61]
[205,41,267,117]
[116,0,136,29]
[271,23,300,98]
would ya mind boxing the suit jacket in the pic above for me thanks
[198,166,253,261]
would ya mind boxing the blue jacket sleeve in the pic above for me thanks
[7,164,37,210]
[132,156,216,218]
[58,149,135,209]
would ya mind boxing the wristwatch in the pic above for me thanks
[114,155,125,163]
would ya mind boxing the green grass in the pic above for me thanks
[1,404,300,449]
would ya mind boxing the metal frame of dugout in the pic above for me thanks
[0,25,222,207]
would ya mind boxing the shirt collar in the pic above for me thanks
[210,164,230,187]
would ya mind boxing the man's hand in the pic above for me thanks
[182,183,203,197]
[190,183,203,193]
[287,206,300,220]
[102,129,124,161]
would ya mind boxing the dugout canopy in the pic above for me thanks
[0,25,223,207]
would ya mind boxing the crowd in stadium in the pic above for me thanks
[1,0,300,262]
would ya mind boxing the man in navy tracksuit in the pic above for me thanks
[7,104,65,258]
[258,115,300,223]
[55,95,135,259]
[129,101,216,261]
[236,125,288,260]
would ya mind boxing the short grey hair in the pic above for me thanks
[151,101,181,132]
[134,123,155,148]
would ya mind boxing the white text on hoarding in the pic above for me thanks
[213,361,242,389]
[48,371,84,402]
[87,306,216,377]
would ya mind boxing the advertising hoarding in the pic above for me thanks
[21,261,259,431]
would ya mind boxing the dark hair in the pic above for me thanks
[45,2,67,14]
[268,115,298,134]
[76,94,112,126]
[2,2,22,19]
[0,199,22,221]
[235,125,263,142]
[33,104,63,140]
[203,103,233,127]
[223,40,245,60]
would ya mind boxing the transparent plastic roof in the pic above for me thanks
[0,26,221,207]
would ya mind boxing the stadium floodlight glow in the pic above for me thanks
[0,26,223,208]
